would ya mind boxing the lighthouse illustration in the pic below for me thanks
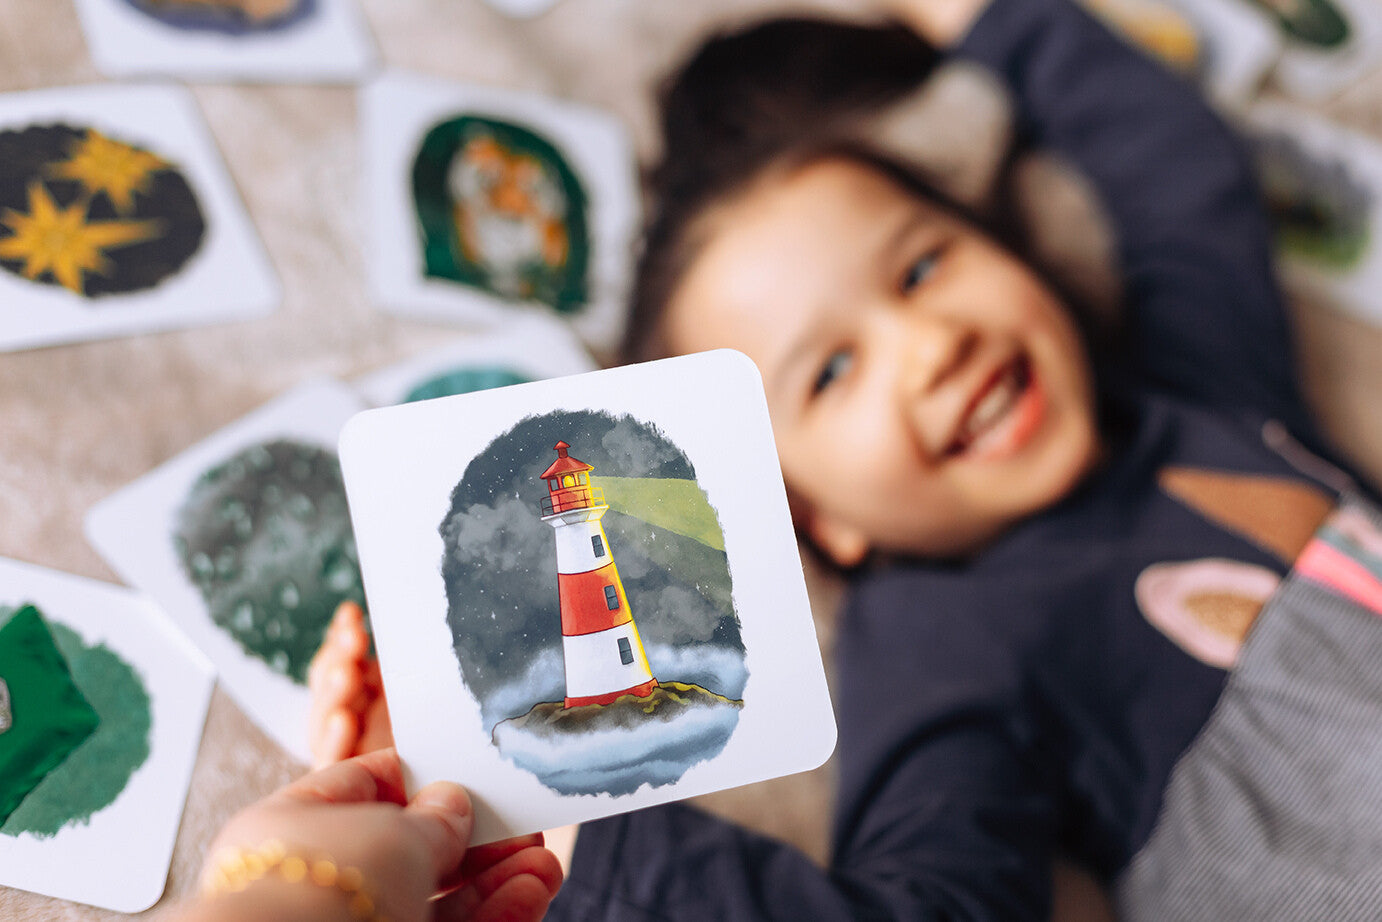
[538,441,658,708]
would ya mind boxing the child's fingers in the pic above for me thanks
[311,707,360,770]
[455,833,546,882]
[274,747,407,807]
[436,874,557,922]
[357,693,396,755]
[436,846,563,922]
[468,846,564,903]
[401,781,475,884]
[309,661,367,764]
[308,602,369,690]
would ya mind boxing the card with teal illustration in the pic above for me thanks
[0,83,278,353]
[354,314,596,408]
[73,0,376,83]
[0,556,212,913]
[339,350,836,845]
[86,380,369,762]
[362,71,638,356]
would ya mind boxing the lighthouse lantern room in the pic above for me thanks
[538,441,657,708]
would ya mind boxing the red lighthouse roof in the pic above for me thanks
[539,441,593,479]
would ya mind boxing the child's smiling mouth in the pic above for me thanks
[945,355,1045,461]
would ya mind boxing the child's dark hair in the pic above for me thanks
[622,16,959,363]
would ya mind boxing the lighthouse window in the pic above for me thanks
[563,474,576,488]
[617,637,634,665]
[548,478,558,490]
[604,585,619,610]
[591,535,605,558]
[577,472,588,485]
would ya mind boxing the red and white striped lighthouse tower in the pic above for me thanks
[538,441,658,708]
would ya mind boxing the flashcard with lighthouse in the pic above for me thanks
[339,350,836,844]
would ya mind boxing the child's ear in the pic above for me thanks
[802,510,871,570]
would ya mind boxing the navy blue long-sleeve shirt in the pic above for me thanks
[548,1,1373,919]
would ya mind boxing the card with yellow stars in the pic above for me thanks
[0,82,279,352]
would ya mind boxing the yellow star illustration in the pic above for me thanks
[0,181,163,295]
[47,129,170,215]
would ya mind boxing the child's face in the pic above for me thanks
[664,158,1102,565]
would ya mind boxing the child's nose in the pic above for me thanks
[894,312,978,398]
[891,314,979,455]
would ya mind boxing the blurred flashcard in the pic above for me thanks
[0,556,213,913]
[0,83,278,353]
[362,71,639,357]
[482,0,562,17]
[354,315,596,407]
[86,380,369,763]
[338,350,837,845]
[1264,0,1382,100]
[1082,0,1280,110]
[1245,101,1382,328]
[73,0,377,83]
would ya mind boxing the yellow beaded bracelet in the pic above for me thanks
[202,839,389,922]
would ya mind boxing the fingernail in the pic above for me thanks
[328,665,350,692]
[416,782,470,818]
[416,782,472,842]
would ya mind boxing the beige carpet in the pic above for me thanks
[1,1,1380,919]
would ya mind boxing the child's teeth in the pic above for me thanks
[963,368,1019,441]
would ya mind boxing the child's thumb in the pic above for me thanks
[404,782,475,881]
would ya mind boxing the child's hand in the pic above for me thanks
[307,601,580,878]
[308,601,394,769]
[192,748,562,922]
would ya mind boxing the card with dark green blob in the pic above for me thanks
[0,606,100,825]
[412,115,590,314]
[172,438,366,683]
[0,605,151,838]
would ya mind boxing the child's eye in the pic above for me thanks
[900,251,939,294]
[812,349,854,396]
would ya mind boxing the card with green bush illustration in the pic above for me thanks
[0,556,212,913]
[1246,102,1382,329]
[86,380,368,762]
[340,350,835,845]
[0,83,278,353]
[363,71,638,355]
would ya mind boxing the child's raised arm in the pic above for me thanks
[946,0,1307,428]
